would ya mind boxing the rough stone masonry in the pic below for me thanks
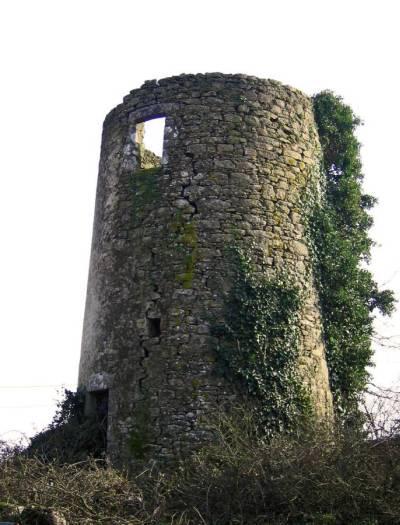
[78,73,333,466]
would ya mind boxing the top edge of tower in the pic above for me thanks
[103,73,312,125]
[138,73,308,97]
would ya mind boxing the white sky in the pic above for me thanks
[1,0,399,443]
[143,119,165,158]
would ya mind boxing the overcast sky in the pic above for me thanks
[1,0,399,443]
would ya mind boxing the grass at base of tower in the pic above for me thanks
[2,408,400,524]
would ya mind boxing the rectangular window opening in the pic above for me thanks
[147,317,161,337]
[136,117,165,169]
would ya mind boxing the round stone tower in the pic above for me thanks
[79,73,333,466]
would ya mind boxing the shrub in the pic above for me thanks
[166,409,400,524]
[3,409,400,524]
[311,92,395,417]
[26,389,106,463]
[0,454,157,524]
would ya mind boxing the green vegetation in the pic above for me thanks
[311,92,395,417]
[131,166,162,224]
[128,401,152,460]
[214,247,310,434]
[26,389,106,463]
[170,211,198,289]
[3,411,400,524]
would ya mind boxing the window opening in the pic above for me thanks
[147,317,161,337]
[136,117,165,169]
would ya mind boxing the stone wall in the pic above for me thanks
[78,73,333,466]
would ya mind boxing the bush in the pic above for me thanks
[2,409,400,524]
[26,389,106,463]
[311,91,395,417]
[0,454,158,524]
[166,410,400,524]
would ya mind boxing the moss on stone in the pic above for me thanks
[130,166,162,224]
[177,250,197,289]
[128,402,151,460]
[190,378,204,400]
[171,212,198,289]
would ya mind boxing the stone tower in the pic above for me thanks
[79,73,333,466]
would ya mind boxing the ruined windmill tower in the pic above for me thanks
[79,73,333,466]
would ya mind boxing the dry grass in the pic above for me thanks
[0,456,163,524]
[2,410,400,524]
[166,411,400,524]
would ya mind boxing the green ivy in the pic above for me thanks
[213,247,310,434]
[311,91,395,417]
